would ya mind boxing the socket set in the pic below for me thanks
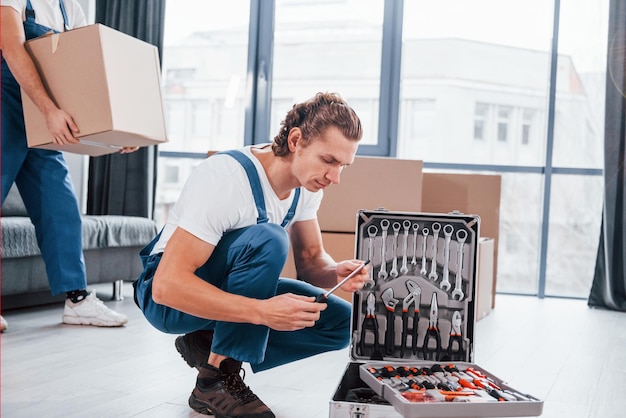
[329,209,543,418]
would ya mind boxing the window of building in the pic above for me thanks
[474,103,489,141]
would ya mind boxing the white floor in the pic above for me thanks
[1,284,624,418]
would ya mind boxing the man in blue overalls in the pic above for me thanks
[134,92,371,418]
[1,0,132,329]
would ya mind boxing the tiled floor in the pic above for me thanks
[1,284,624,418]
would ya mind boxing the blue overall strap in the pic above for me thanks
[281,187,300,227]
[25,0,35,19]
[219,150,301,227]
[59,0,70,31]
[25,0,70,31]
[220,150,269,224]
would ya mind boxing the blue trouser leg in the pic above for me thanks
[134,222,351,370]
[250,278,351,372]
[2,65,86,295]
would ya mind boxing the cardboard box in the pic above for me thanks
[22,24,167,156]
[317,156,423,233]
[281,232,356,302]
[421,173,501,308]
[476,237,495,321]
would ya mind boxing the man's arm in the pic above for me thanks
[152,226,326,331]
[1,6,79,145]
[289,218,369,290]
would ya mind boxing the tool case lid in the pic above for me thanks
[349,209,480,364]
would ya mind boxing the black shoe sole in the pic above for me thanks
[188,394,219,417]
[175,335,200,369]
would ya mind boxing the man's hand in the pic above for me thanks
[260,293,327,331]
[119,146,139,154]
[337,259,371,293]
[46,107,80,145]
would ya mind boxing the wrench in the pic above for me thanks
[451,229,468,301]
[382,288,399,355]
[390,222,401,278]
[367,225,378,287]
[400,220,411,275]
[439,224,454,291]
[428,223,441,281]
[378,220,389,280]
[420,228,429,276]
[410,223,419,266]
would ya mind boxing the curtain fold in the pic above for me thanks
[86,0,166,218]
[588,0,626,311]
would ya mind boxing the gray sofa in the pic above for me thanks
[1,185,158,310]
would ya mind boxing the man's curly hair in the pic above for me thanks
[271,92,363,156]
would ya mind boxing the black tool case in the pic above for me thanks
[329,209,543,418]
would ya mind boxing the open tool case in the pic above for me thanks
[329,209,543,418]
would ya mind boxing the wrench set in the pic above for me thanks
[353,210,478,362]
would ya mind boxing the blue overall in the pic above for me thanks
[133,150,351,372]
[1,0,86,295]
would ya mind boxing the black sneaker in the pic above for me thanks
[189,358,275,418]
[175,330,213,369]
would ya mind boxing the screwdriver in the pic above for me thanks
[315,260,370,303]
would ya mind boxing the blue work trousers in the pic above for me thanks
[1,13,86,295]
[134,223,351,372]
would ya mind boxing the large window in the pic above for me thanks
[156,0,609,299]
[272,0,384,146]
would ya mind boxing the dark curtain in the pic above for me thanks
[86,0,166,217]
[588,0,626,311]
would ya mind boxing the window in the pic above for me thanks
[474,103,489,141]
[497,106,512,142]
[272,0,385,146]
[521,108,535,145]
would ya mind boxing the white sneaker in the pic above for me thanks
[62,291,128,327]
[1,315,7,332]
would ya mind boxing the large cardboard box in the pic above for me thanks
[421,173,501,308]
[476,237,495,321]
[22,24,167,156]
[317,156,423,233]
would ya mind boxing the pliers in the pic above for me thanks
[358,292,380,357]
[381,287,399,356]
[401,280,421,358]
[422,292,441,360]
[447,310,464,360]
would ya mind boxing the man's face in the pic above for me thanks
[291,126,359,192]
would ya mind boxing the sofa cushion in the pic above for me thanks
[1,185,28,217]
[1,215,157,259]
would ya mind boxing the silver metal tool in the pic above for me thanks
[390,222,401,278]
[400,220,411,275]
[420,228,429,276]
[378,220,389,280]
[440,224,454,291]
[315,260,371,302]
[428,222,441,281]
[452,229,467,301]
[367,225,378,287]
[410,223,419,266]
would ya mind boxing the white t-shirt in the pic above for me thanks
[151,146,324,254]
[1,0,87,31]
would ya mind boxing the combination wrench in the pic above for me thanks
[420,228,429,276]
[452,229,468,301]
[400,220,411,275]
[366,225,378,288]
[390,222,401,278]
[410,223,419,267]
[439,224,454,291]
[428,223,441,281]
[378,219,390,280]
